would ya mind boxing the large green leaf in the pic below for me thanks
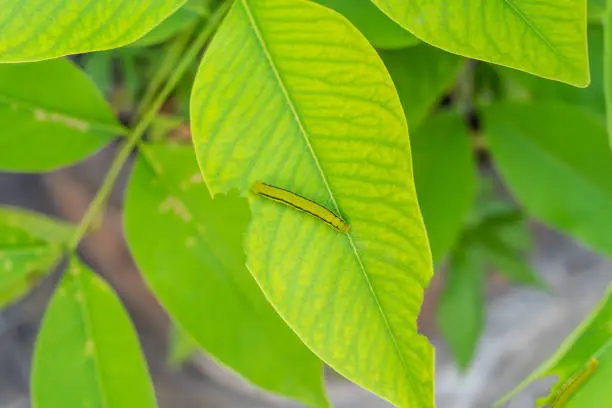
[191,0,434,406]
[370,0,589,86]
[124,144,328,407]
[0,0,186,62]
[500,25,605,118]
[314,0,420,49]
[497,286,612,407]
[436,249,485,371]
[380,45,463,129]
[483,102,612,254]
[0,206,73,308]
[32,257,156,408]
[0,58,123,172]
[411,112,477,264]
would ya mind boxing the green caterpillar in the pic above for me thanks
[252,181,350,234]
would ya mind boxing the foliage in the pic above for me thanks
[0,0,610,407]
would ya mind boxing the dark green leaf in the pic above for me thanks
[0,207,73,308]
[0,58,123,172]
[484,102,612,254]
[32,257,156,408]
[411,112,477,263]
[437,250,485,371]
[380,45,463,129]
[124,144,328,407]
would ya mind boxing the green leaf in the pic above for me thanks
[605,9,612,146]
[380,45,463,129]
[83,52,114,97]
[370,0,589,86]
[500,25,605,118]
[483,102,612,254]
[436,249,485,371]
[314,0,420,49]
[191,0,434,406]
[0,58,123,172]
[32,257,156,408]
[0,0,186,62]
[589,0,607,21]
[131,7,200,47]
[0,207,73,308]
[411,112,477,264]
[496,285,612,406]
[124,144,328,407]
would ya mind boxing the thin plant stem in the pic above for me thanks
[133,24,197,125]
[67,1,231,250]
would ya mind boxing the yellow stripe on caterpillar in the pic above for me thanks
[252,181,350,234]
[551,358,598,407]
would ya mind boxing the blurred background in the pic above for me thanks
[1,1,610,407]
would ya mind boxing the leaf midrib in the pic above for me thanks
[72,265,109,408]
[0,93,126,136]
[239,0,415,397]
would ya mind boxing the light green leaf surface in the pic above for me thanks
[191,0,434,406]
[380,45,462,129]
[0,207,73,308]
[132,7,200,47]
[32,257,156,408]
[500,25,605,118]
[437,250,485,371]
[0,0,186,62]
[370,0,589,86]
[497,286,612,406]
[314,0,420,49]
[0,58,123,172]
[124,144,328,407]
[411,113,477,264]
[483,102,612,254]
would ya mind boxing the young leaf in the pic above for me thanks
[0,58,123,172]
[370,0,589,86]
[0,0,186,62]
[124,144,328,407]
[411,112,477,264]
[500,25,605,118]
[436,249,485,371]
[496,286,612,406]
[483,102,612,254]
[32,257,156,408]
[314,0,420,49]
[0,206,73,308]
[191,0,435,406]
[380,45,463,129]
